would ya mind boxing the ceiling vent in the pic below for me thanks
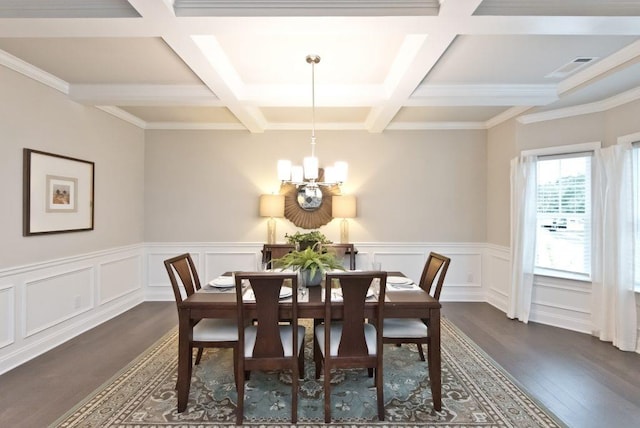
[545,57,598,78]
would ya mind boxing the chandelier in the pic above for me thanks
[277,55,348,189]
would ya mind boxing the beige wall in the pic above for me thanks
[486,119,519,247]
[144,129,488,244]
[0,66,145,268]
[517,111,606,151]
[605,99,640,146]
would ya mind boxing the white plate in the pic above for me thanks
[243,287,292,301]
[208,276,235,288]
[387,276,412,285]
[279,288,293,299]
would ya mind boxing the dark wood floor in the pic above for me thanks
[0,301,638,427]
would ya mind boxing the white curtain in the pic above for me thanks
[592,143,638,351]
[508,155,538,323]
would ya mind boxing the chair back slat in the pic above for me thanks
[252,276,286,357]
[337,276,371,356]
[324,271,387,358]
[164,253,200,306]
[234,272,298,358]
[418,252,451,301]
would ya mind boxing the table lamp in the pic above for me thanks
[259,194,285,244]
[332,195,356,244]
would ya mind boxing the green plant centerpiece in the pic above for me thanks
[285,230,331,251]
[272,244,345,286]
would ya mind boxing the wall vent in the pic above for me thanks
[545,57,598,79]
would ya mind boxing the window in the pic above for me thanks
[535,153,592,278]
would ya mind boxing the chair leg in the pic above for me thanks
[195,347,204,365]
[417,343,426,361]
[376,365,384,420]
[298,347,305,379]
[232,347,239,392]
[314,340,322,379]
[292,359,298,423]
[324,365,331,423]
[236,362,245,425]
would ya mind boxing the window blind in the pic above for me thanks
[535,153,592,276]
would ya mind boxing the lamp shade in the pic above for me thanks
[259,194,285,218]
[332,195,356,218]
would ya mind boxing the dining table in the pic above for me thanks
[176,271,442,413]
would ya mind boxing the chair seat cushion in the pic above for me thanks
[244,325,306,358]
[193,318,238,342]
[383,318,428,338]
[315,322,377,356]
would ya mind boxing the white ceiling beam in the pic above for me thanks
[558,39,640,95]
[365,0,484,132]
[2,14,640,38]
[366,33,456,133]
[126,0,267,132]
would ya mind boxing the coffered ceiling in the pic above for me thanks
[1,0,639,132]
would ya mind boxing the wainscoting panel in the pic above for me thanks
[484,245,510,311]
[204,251,260,281]
[98,255,143,305]
[0,284,15,349]
[0,244,145,375]
[530,276,592,333]
[147,251,190,289]
[145,244,263,300]
[372,251,425,283]
[24,266,94,337]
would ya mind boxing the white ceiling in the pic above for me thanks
[0,0,639,132]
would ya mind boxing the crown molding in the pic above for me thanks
[518,85,640,124]
[485,106,533,129]
[96,105,147,128]
[0,49,68,94]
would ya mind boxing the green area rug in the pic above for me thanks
[53,318,565,427]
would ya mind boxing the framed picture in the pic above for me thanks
[23,149,94,236]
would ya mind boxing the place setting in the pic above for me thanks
[201,275,235,292]
[386,275,419,290]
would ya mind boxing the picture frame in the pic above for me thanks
[23,148,94,236]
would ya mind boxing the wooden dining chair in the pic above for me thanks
[164,253,239,388]
[261,244,296,269]
[320,243,356,270]
[382,252,450,361]
[234,272,305,424]
[314,271,387,422]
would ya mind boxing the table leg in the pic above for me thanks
[177,308,191,412]
[428,307,442,411]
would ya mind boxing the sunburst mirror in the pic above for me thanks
[281,169,340,229]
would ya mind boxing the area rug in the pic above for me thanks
[52,318,566,427]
